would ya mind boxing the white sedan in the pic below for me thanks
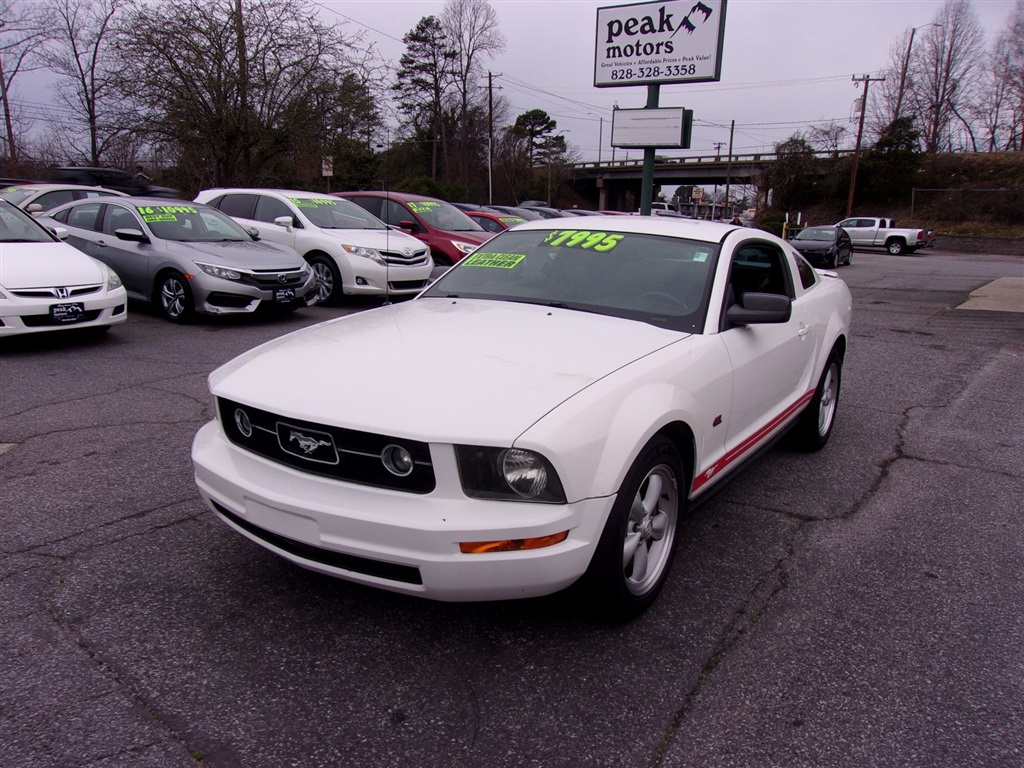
[192,217,852,617]
[0,200,127,337]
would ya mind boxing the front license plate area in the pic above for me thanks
[274,288,295,302]
[50,302,85,323]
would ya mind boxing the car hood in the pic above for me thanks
[0,241,105,288]
[315,227,427,253]
[165,239,301,267]
[210,299,686,444]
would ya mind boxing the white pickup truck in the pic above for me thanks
[835,217,926,255]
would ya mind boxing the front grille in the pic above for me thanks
[389,280,429,292]
[22,310,102,327]
[212,501,423,584]
[218,398,435,493]
[206,292,255,308]
[381,249,430,267]
[240,268,309,289]
[11,284,102,299]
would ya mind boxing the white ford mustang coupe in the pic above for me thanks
[192,216,852,617]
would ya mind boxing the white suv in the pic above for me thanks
[194,189,433,304]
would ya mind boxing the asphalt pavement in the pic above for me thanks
[1,247,1022,767]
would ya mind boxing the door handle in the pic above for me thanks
[95,240,108,248]
[797,323,810,339]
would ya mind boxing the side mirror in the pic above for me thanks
[49,226,70,240]
[398,219,418,232]
[273,215,294,231]
[27,203,43,214]
[726,292,792,325]
[114,228,150,244]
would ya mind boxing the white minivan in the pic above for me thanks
[195,189,433,304]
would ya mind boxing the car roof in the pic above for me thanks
[336,190,447,203]
[511,214,737,244]
[197,188,338,199]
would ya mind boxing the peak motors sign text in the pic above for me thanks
[595,0,727,87]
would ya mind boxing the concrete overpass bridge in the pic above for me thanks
[570,150,854,212]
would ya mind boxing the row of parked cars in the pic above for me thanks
[2,179,688,337]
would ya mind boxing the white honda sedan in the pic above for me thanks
[192,217,852,617]
[0,200,127,337]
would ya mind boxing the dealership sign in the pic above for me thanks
[594,0,727,88]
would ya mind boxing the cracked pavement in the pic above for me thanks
[1,251,1022,767]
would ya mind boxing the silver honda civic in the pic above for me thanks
[42,197,319,322]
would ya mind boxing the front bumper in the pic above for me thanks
[191,420,611,601]
[0,288,127,337]
[194,274,319,315]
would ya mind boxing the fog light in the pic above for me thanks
[234,408,252,437]
[381,444,414,476]
[356,277,368,286]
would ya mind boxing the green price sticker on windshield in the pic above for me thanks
[462,252,526,269]
[137,205,196,216]
[542,230,623,252]
[291,198,335,208]
[408,201,441,213]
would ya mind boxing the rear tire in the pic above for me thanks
[791,351,842,452]
[886,239,905,255]
[579,436,685,620]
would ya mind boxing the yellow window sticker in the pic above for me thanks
[462,252,527,269]
[291,198,335,207]
[542,230,624,252]
[408,201,441,213]
[500,217,525,224]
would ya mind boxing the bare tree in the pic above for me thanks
[806,121,849,155]
[907,0,986,153]
[40,0,127,166]
[993,0,1024,150]
[0,0,49,167]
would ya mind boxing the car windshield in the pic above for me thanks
[290,197,387,230]
[0,187,36,206]
[136,204,251,242]
[0,200,55,243]
[794,227,836,242]
[407,199,484,232]
[422,227,719,333]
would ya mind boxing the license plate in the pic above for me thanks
[50,302,85,323]
[274,289,295,302]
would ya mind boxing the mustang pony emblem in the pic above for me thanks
[289,430,332,455]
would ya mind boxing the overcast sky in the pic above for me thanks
[323,0,1016,163]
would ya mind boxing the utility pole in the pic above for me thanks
[488,72,499,204]
[723,119,735,218]
[846,74,885,218]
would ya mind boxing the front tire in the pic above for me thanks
[580,436,685,619]
[157,271,194,323]
[791,351,842,452]
[308,254,342,305]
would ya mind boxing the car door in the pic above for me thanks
[837,229,853,263]
[95,203,154,297]
[250,194,301,250]
[717,240,819,453]
[836,217,875,247]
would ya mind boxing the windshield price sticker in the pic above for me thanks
[462,252,527,269]
[543,230,624,252]
[290,198,335,208]
[408,201,441,213]
[137,204,196,222]
[500,217,525,225]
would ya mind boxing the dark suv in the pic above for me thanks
[48,167,179,199]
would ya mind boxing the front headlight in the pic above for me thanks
[452,240,477,255]
[455,445,566,503]
[102,264,123,290]
[342,244,386,266]
[195,262,243,281]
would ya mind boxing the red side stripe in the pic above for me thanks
[691,389,815,494]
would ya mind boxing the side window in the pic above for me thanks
[36,190,77,209]
[254,195,294,225]
[794,252,818,289]
[381,199,412,227]
[102,205,142,235]
[347,195,380,218]
[475,216,502,233]
[199,211,241,238]
[66,202,102,231]
[218,193,257,219]
[728,242,793,302]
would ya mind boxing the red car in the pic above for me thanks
[334,191,492,266]
[465,210,527,233]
